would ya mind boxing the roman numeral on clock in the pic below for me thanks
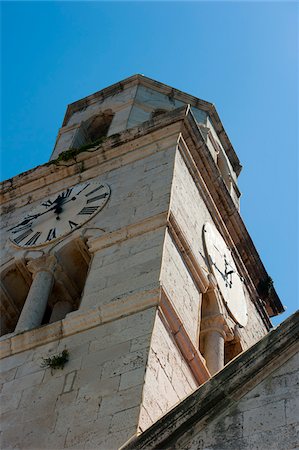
[78,206,98,215]
[86,192,109,204]
[85,185,104,197]
[25,232,42,246]
[46,228,56,241]
[76,183,90,195]
[14,229,33,245]
[69,220,78,229]
[61,188,73,198]
[11,223,32,234]
[42,199,53,208]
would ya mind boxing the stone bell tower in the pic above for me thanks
[0,75,284,449]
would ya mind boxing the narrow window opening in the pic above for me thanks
[73,110,114,150]
[0,240,91,337]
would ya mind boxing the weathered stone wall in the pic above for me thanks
[0,87,276,450]
[169,148,268,352]
[177,351,299,450]
[82,228,165,310]
[139,313,198,433]
[51,85,138,159]
[0,308,157,450]
[160,231,202,346]
[0,131,178,449]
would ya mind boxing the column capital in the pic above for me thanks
[200,314,231,340]
[27,255,58,277]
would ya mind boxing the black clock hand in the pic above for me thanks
[10,191,78,232]
[9,201,69,231]
[53,196,77,215]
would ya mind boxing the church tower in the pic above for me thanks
[0,75,284,449]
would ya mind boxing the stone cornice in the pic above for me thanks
[27,254,58,277]
[0,287,160,359]
[87,212,167,253]
[0,108,186,206]
[0,106,283,319]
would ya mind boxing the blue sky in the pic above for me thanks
[1,1,298,325]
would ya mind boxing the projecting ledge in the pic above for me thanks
[0,287,160,359]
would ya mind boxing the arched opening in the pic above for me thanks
[73,109,114,149]
[48,239,91,322]
[0,263,31,336]
[0,239,91,337]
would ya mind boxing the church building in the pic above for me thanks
[0,75,296,450]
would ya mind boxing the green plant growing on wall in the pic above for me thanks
[47,136,109,167]
[41,349,69,373]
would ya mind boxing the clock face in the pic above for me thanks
[203,222,248,327]
[9,180,110,248]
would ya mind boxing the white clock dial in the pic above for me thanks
[9,180,110,248]
[203,222,248,327]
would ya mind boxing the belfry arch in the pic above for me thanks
[0,239,91,336]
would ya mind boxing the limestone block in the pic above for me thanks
[76,375,120,400]
[138,405,153,432]
[135,85,184,110]
[108,105,132,136]
[160,232,201,345]
[98,384,143,417]
[19,374,64,412]
[88,426,137,450]
[139,313,198,432]
[243,401,286,436]
[248,424,299,450]
[286,397,299,425]
[0,390,22,414]
[15,359,45,379]
[64,415,112,449]
[0,349,31,372]
[170,149,213,266]
[55,395,101,434]
[88,309,156,354]
[0,366,17,384]
[127,106,151,129]
[119,367,146,391]
[141,371,164,424]
[110,406,140,433]
[80,415,113,449]
[101,348,149,381]
[130,333,152,353]
[82,341,132,370]
[2,369,44,394]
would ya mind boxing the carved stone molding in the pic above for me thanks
[200,314,234,342]
[27,255,58,277]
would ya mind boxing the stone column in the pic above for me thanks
[49,300,73,323]
[15,255,57,333]
[200,315,227,376]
